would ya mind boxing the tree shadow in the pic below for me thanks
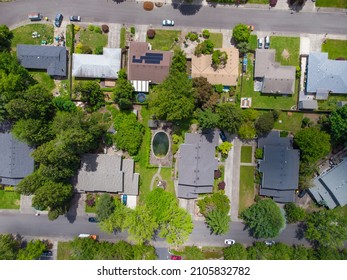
[287,0,307,12]
[171,0,203,16]
[65,193,81,223]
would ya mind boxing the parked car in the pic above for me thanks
[248,25,254,32]
[264,36,270,49]
[170,255,182,260]
[69,15,81,22]
[54,13,63,27]
[224,239,235,245]
[41,250,53,257]
[162,19,174,26]
[219,130,227,142]
[88,217,99,223]
[298,190,307,198]
[257,38,263,49]
[264,240,275,246]
[28,13,43,21]
[122,194,127,206]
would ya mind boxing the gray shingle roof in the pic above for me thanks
[177,131,219,199]
[316,88,329,100]
[0,130,34,186]
[72,48,121,79]
[17,44,67,77]
[308,159,347,209]
[306,52,347,94]
[258,130,300,203]
[298,100,318,110]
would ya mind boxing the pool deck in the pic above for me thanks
[149,122,173,167]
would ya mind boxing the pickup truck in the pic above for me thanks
[78,234,98,240]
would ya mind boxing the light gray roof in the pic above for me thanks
[298,100,318,110]
[72,48,121,78]
[254,49,296,94]
[0,130,34,186]
[74,154,139,195]
[17,44,67,77]
[316,88,329,100]
[306,52,347,94]
[177,131,219,199]
[308,159,347,209]
[258,130,300,203]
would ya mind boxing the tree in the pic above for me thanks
[183,246,204,260]
[170,49,187,73]
[216,103,243,133]
[133,244,157,260]
[197,191,230,216]
[194,39,214,56]
[237,41,250,55]
[195,108,219,130]
[304,210,347,248]
[192,77,214,109]
[238,123,256,140]
[53,96,77,112]
[100,198,130,233]
[212,50,228,69]
[217,141,233,158]
[69,237,99,260]
[206,210,230,235]
[0,234,20,260]
[75,81,105,112]
[294,127,331,163]
[223,243,248,260]
[96,194,115,222]
[112,78,134,110]
[329,105,347,145]
[255,112,274,136]
[291,245,309,260]
[284,202,306,223]
[17,240,46,260]
[241,198,285,239]
[16,171,47,196]
[232,23,251,44]
[0,24,13,52]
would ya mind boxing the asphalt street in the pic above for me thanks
[0,0,346,35]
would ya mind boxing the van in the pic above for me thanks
[264,36,270,49]
[28,13,43,21]
[257,38,263,49]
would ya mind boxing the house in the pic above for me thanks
[16,44,67,77]
[191,47,239,86]
[308,159,347,209]
[72,48,121,79]
[127,42,172,86]
[306,52,347,96]
[298,100,318,110]
[177,131,219,199]
[0,123,34,186]
[74,154,139,195]
[254,49,296,95]
[257,130,300,203]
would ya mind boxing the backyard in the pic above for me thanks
[147,30,181,51]
[322,39,347,60]
[239,166,255,215]
[0,190,20,209]
[270,36,300,66]
[318,95,347,111]
[273,111,304,133]
[241,146,253,163]
[30,70,56,92]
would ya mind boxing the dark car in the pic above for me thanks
[70,15,81,22]
[88,217,99,223]
[54,13,63,27]
[41,250,53,257]
[219,130,227,142]
[298,190,307,198]
[170,255,182,260]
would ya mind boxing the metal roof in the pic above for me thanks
[298,100,318,110]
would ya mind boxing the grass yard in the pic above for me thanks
[0,190,20,209]
[209,33,223,48]
[160,167,175,196]
[239,166,255,215]
[316,0,347,8]
[247,0,269,3]
[270,36,300,66]
[273,111,304,133]
[318,95,347,111]
[120,27,126,49]
[333,205,347,217]
[249,34,258,51]
[322,39,347,60]
[65,24,73,49]
[57,242,72,260]
[241,146,253,163]
[201,247,224,260]
[79,28,108,53]
[147,30,181,51]
[30,70,55,92]
[11,24,54,51]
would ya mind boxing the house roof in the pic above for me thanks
[308,159,347,209]
[306,52,347,94]
[72,48,121,79]
[127,42,172,84]
[191,47,239,86]
[16,44,67,77]
[74,154,139,195]
[177,131,219,199]
[254,49,296,94]
[298,100,318,110]
[0,128,34,186]
[258,130,300,203]
[316,88,329,100]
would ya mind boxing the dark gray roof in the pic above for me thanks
[258,130,300,203]
[308,159,347,209]
[17,44,67,77]
[0,131,34,186]
[306,52,347,94]
[298,100,318,110]
[177,131,219,199]
[74,154,139,195]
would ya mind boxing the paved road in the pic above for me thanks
[1,0,347,35]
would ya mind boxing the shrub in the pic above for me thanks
[143,1,154,11]
[102,24,109,33]
[88,25,95,31]
[175,37,179,42]
[4,186,15,192]
[147,29,156,39]
[301,117,311,128]
[218,181,226,190]
[74,25,80,32]
[188,32,198,41]
[215,84,224,93]
[194,39,214,56]
[94,26,102,34]
[81,45,92,54]
[202,29,210,39]
[75,42,83,54]
[130,26,135,35]
[280,130,289,137]
[94,46,103,55]
[255,148,263,159]
[214,170,222,179]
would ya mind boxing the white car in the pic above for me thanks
[162,19,174,26]
[224,239,235,245]
[264,240,276,246]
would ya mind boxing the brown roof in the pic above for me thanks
[191,47,239,86]
[128,42,172,84]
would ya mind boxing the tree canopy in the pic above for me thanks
[216,103,243,133]
[0,25,13,52]
[195,108,219,130]
[329,105,347,145]
[75,81,105,112]
[192,77,215,109]
[255,112,274,136]
[17,240,46,260]
[96,194,115,222]
[284,202,306,224]
[0,234,20,260]
[112,75,134,110]
[232,23,251,44]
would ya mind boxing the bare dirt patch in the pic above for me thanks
[281,49,290,60]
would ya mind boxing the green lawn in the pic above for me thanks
[322,39,347,60]
[65,24,73,49]
[316,0,347,8]
[273,111,304,133]
[0,190,20,209]
[147,30,181,51]
[270,36,300,66]
[249,34,258,51]
[57,242,72,260]
[247,0,269,3]
[209,33,223,48]
[202,247,224,259]
[333,205,347,217]
[30,70,55,92]
[241,146,253,163]
[318,95,347,111]
[239,166,255,215]
[120,27,126,49]
[160,167,175,196]
[11,24,54,51]
[79,28,108,53]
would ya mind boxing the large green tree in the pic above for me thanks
[16,171,48,196]
[206,210,230,235]
[192,77,214,109]
[241,198,285,239]
[329,105,347,145]
[255,112,274,136]
[75,81,105,112]
[112,77,134,110]
[195,108,219,130]
[223,243,248,260]
[96,194,115,222]
[99,199,130,233]
[232,23,251,44]
[0,234,20,260]
[216,103,243,133]
[284,202,306,224]
[17,240,46,260]
[197,191,230,216]
[0,24,13,52]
